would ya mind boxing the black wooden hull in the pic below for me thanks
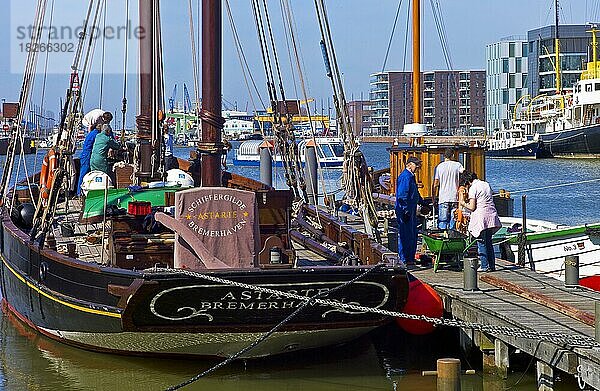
[0,216,408,358]
[539,124,600,157]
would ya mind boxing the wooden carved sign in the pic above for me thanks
[174,187,259,270]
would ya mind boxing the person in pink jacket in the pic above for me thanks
[458,171,501,272]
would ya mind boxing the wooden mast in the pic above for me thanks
[136,0,156,183]
[200,0,225,187]
[412,0,421,123]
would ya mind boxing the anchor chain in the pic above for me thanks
[146,267,600,349]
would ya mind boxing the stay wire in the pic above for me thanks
[163,265,383,391]
[402,0,410,71]
[497,177,600,196]
[381,0,404,72]
[224,0,266,140]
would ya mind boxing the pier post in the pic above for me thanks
[436,358,461,391]
[463,257,478,291]
[305,143,318,205]
[494,339,509,379]
[518,195,527,266]
[259,142,272,187]
[564,255,579,287]
[596,301,600,343]
[536,361,554,391]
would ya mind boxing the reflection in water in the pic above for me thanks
[0,304,403,390]
[2,303,565,391]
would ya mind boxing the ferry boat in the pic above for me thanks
[233,137,345,168]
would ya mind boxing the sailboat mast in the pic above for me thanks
[555,0,561,95]
[200,0,224,187]
[136,0,155,183]
[412,0,421,123]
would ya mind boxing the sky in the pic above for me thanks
[0,0,597,126]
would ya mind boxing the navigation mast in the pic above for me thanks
[412,0,421,123]
[404,0,426,136]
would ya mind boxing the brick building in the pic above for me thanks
[368,70,486,136]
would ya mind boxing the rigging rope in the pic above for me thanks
[30,0,106,243]
[314,0,380,241]
[188,0,201,115]
[0,0,48,205]
[224,0,267,122]
[99,0,108,107]
[251,0,307,202]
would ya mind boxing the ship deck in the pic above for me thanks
[50,198,331,268]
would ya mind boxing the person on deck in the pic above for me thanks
[90,124,122,183]
[432,148,464,230]
[458,171,502,272]
[163,124,178,171]
[77,111,113,195]
[395,156,423,265]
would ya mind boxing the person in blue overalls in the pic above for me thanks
[77,110,113,195]
[395,156,423,264]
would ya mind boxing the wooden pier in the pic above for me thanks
[338,214,600,389]
[409,259,600,390]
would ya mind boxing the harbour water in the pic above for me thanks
[0,144,596,390]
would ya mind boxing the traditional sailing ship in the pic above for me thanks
[0,0,408,358]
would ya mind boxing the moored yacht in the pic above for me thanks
[487,126,542,159]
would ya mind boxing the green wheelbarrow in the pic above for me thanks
[421,230,477,272]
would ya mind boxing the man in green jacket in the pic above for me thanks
[90,125,122,181]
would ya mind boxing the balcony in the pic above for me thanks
[370,73,389,83]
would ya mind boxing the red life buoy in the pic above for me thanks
[39,148,57,200]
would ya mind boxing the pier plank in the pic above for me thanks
[408,258,600,383]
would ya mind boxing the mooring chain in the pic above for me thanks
[162,264,383,391]
[147,268,600,349]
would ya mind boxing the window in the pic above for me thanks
[509,42,515,57]
[509,75,515,88]
[502,90,509,104]
[502,59,509,73]
[522,42,528,56]
[516,58,522,73]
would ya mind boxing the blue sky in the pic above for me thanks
[0,0,595,126]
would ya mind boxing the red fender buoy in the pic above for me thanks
[580,276,600,292]
[396,275,443,335]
